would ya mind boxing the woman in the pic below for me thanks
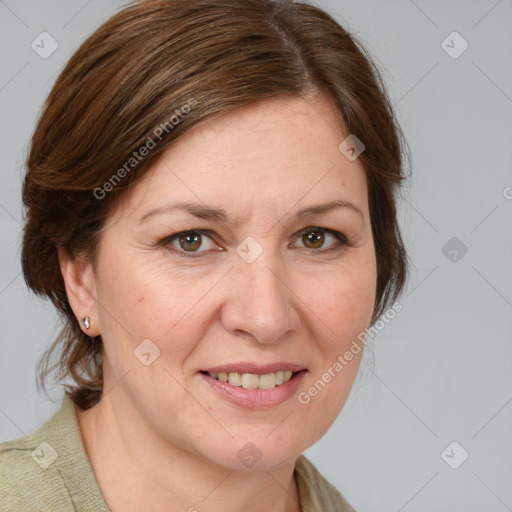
[0,0,409,510]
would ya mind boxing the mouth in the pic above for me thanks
[198,363,307,408]
[200,370,300,390]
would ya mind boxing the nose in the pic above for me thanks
[220,250,300,344]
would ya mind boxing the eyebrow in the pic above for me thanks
[138,199,364,225]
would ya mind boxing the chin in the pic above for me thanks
[201,430,308,471]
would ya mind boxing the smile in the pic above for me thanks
[199,364,307,409]
[205,370,295,390]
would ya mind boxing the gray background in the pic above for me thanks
[1,0,511,510]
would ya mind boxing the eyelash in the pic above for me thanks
[159,227,349,259]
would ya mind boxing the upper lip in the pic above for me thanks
[201,362,306,374]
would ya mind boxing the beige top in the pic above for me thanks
[0,395,356,511]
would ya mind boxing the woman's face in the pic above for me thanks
[80,94,376,469]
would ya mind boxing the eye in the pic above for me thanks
[162,230,217,258]
[160,227,348,259]
[292,227,348,253]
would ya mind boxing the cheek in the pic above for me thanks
[95,252,218,360]
[334,274,376,335]
[298,265,375,434]
[308,254,377,345]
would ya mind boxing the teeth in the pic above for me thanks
[207,370,296,389]
[258,373,276,389]
[241,373,260,389]
[228,372,242,386]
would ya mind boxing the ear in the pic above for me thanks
[57,246,100,337]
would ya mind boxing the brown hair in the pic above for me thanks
[22,0,410,410]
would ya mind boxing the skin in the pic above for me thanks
[59,93,377,512]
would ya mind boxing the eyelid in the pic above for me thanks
[293,226,348,245]
[291,227,348,253]
[160,227,348,258]
[161,229,217,258]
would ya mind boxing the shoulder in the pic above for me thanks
[294,454,357,512]
[0,404,76,511]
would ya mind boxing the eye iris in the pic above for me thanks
[303,230,324,249]
[175,230,330,252]
[179,232,201,251]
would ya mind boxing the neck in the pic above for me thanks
[75,393,301,512]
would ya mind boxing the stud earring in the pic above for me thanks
[82,317,91,330]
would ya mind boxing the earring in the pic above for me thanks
[82,317,91,330]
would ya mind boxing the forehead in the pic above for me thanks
[181,94,346,161]
[114,94,369,224]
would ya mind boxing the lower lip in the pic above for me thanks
[199,371,307,409]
